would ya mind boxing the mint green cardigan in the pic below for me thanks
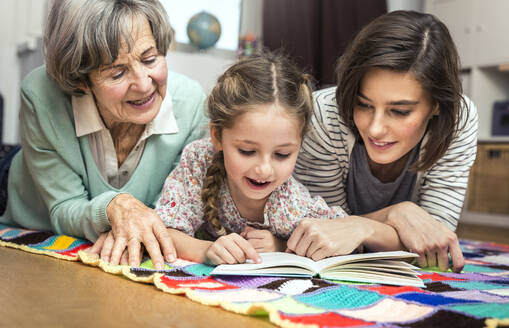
[0,66,207,241]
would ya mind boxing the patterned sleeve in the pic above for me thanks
[415,96,479,231]
[155,139,212,236]
[267,177,347,239]
[293,87,351,210]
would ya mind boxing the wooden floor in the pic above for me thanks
[456,222,509,244]
[0,246,274,328]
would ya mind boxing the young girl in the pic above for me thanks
[155,52,347,265]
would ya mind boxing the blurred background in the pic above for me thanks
[0,0,424,143]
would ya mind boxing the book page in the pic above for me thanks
[315,251,418,272]
[326,259,418,272]
[211,252,319,275]
[325,264,418,276]
[213,266,314,277]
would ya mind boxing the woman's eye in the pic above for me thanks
[392,109,410,116]
[275,153,291,159]
[143,57,157,65]
[356,100,372,109]
[238,149,254,156]
[111,70,125,80]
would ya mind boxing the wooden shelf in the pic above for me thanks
[477,138,509,143]
[460,210,509,228]
[498,64,509,72]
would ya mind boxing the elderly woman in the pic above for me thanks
[0,0,207,270]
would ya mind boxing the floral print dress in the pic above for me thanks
[156,138,346,240]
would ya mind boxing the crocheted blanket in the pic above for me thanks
[1,223,509,328]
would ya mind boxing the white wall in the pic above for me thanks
[166,47,236,94]
[240,0,263,37]
[0,0,19,143]
[387,0,423,12]
[0,0,47,144]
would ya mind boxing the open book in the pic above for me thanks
[211,251,424,287]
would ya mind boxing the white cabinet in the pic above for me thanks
[425,0,475,67]
[473,0,509,66]
[425,0,509,140]
[425,0,509,68]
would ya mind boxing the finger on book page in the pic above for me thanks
[233,234,261,263]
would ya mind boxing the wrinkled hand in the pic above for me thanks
[100,193,176,269]
[386,201,464,272]
[286,217,373,261]
[206,233,261,265]
[87,231,143,265]
[241,226,286,253]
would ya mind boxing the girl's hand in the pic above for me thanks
[286,217,374,261]
[241,226,286,252]
[206,233,261,265]
[385,201,464,272]
[103,193,177,270]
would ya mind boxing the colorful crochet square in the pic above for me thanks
[1,222,509,327]
[0,224,92,260]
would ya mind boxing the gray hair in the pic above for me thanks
[44,0,173,96]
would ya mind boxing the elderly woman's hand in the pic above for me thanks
[87,230,142,265]
[98,193,176,269]
[385,201,464,273]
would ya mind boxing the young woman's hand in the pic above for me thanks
[241,226,286,252]
[103,193,177,270]
[205,233,261,265]
[286,217,376,260]
[385,201,464,273]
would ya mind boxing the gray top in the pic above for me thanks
[294,87,479,230]
[346,140,419,215]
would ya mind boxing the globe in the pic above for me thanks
[187,11,221,50]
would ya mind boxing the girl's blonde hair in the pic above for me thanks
[201,51,313,236]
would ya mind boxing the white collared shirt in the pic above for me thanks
[72,92,179,189]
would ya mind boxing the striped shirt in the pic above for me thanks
[294,87,479,231]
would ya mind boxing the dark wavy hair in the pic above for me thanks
[335,10,466,171]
